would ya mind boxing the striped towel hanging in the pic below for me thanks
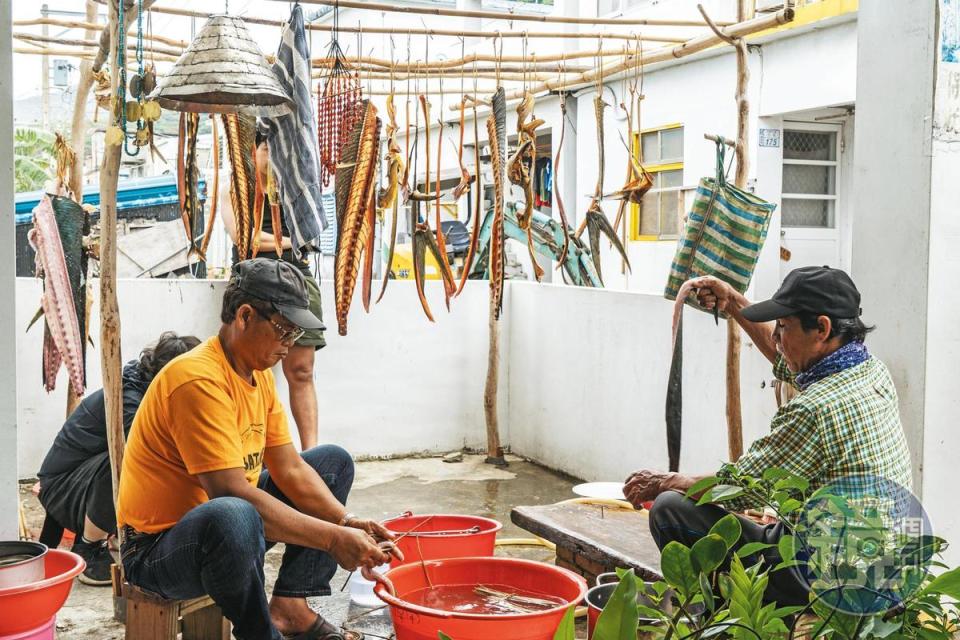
[259,5,328,256]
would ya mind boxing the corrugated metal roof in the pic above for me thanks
[14,174,207,225]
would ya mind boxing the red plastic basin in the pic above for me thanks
[375,556,587,640]
[382,513,502,568]
[0,617,55,640]
[0,550,84,635]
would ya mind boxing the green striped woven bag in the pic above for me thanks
[664,138,776,315]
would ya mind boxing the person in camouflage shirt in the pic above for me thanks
[625,266,912,605]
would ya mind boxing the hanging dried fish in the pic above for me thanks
[577,93,630,284]
[221,113,257,260]
[376,106,403,301]
[177,112,202,259]
[508,91,545,281]
[585,200,630,285]
[265,158,283,258]
[452,99,475,199]
[455,99,483,297]
[334,100,381,336]
[197,114,220,262]
[487,87,507,319]
[377,94,403,212]
[552,95,572,266]
[430,98,457,309]
[250,143,265,258]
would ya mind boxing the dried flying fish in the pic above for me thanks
[552,95,572,266]
[486,90,507,319]
[375,98,403,304]
[585,200,630,285]
[29,196,85,394]
[221,113,257,260]
[455,100,483,297]
[508,92,544,281]
[250,143,265,258]
[427,97,457,309]
[452,99,475,199]
[334,100,380,336]
[198,114,220,262]
[177,112,202,259]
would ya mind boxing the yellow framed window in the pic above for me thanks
[631,124,684,241]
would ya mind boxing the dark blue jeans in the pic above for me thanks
[121,445,355,640]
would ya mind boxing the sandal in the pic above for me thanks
[284,615,364,640]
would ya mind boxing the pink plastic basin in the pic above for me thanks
[382,513,502,568]
[0,617,54,640]
[375,556,587,640]
[0,550,84,635]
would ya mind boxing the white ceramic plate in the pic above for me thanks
[572,481,627,501]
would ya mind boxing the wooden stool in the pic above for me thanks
[111,565,231,640]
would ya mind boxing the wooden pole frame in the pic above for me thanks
[446,8,794,109]
[13,18,188,48]
[13,32,183,58]
[33,9,693,43]
[259,0,732,28]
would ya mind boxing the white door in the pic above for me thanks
[779,123,843,279]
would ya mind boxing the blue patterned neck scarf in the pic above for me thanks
[795,341,870,391]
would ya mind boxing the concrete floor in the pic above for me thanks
[19,454,587,639]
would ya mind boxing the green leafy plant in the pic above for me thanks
[14,127,55,193]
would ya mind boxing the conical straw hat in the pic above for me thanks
[151,15,291,116]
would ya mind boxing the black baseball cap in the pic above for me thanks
[231,259,325,330]
[741,266,862,322]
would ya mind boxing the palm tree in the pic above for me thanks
[14,127,55,193]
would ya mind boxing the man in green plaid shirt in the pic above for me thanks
[624,266,912,605]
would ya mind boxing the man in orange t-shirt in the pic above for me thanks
[117,259,397,640]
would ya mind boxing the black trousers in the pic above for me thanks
[38,451,116,538]
[648,491,810,606]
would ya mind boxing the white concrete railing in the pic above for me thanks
[16,277,779,483]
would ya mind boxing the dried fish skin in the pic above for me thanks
[334,100,380,336]
[29,196,85,394]
[221,113,257,260]
[585,201,630,285]
[486,115,505,320]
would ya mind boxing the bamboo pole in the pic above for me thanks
[150,5,690,41]
[14,46,177,63]
[325,70,562,82]
[260,0,732,27]
[447,8,793,109]
[315,61,591,75]
[698,4,748,463]
[314,48,657,72]
[100,2,125,511]
[13,32,183,58]
[14,17,188,48]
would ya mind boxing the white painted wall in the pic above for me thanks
[505,282,779,482]
[919,2,960,565]
[16,277,505,476]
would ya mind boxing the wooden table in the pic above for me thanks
[511,502,663,583]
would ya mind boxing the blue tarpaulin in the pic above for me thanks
[14,174,207,225]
